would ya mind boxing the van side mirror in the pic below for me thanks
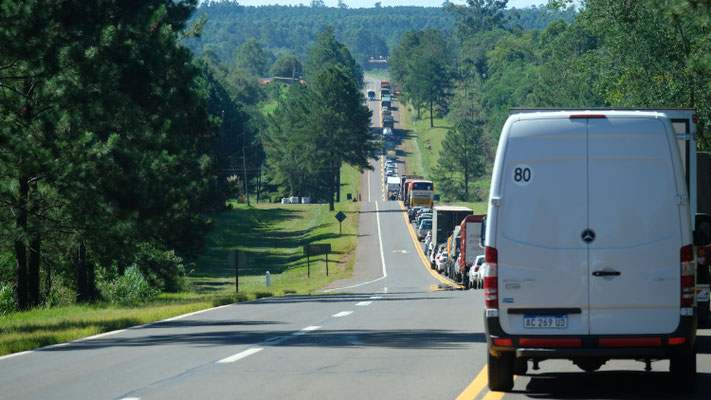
[480,216,487,247]
[695,213,711,246]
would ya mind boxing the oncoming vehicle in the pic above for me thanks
[482,109,711,392]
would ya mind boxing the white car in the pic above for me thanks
[430,244,444,268]
[435,251,448,274]
[468,255,485,289]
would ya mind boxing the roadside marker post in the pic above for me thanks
[228,250,246,293]
[303,243,332,278]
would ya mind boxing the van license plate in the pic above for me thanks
[524,315,567,329]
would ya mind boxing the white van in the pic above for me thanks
[481,110,710,392]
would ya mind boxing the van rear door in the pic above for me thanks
[497,117,590,336]
[587,116,681,334]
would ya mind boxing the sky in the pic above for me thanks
[231,1,547,9]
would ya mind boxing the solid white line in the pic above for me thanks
[375,201,388,279]
[356,301,372,306]
[332,311,354,318]
[217,347,263,364]
[322,201,388,292]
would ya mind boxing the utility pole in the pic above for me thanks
[242,129,249,206]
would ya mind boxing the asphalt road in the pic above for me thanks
[1,79,711,400]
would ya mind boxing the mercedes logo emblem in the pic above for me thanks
[581,229,595,243]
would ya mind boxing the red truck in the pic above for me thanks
[458,214,486,288]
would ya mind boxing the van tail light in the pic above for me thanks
[681,244,696,307]
[484,246,498,309]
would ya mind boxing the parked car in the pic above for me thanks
[417,218,432,241]
[468,255,485,289]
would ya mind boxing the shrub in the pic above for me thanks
[134,244,187,293]
[99,265,157,305]
[0,282,15,315]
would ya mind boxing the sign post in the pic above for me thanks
[335,211,347,236]
[303,243,332,277]
[228,250,246,293]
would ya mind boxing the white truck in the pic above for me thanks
[386,176,401,201]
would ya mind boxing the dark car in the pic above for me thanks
[408,206,423,222]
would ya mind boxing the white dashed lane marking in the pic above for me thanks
[356,301,372,306]
[332,311,354,318]
[217,347,264,364]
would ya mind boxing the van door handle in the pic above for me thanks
[592,270,621,277]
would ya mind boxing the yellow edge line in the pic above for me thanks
[455,365,488,400]
[398,201,463,289]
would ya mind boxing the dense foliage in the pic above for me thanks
[0,0,244,310]
[389,0,711,202]
[184,2,576,71]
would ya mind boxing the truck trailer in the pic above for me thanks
[431,206,473,269]
[386,176,401,200]
[458,214,486,288]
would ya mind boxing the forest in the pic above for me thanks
[184,1,575,70]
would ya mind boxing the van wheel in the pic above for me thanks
[488,351,514,392]
[670,347,696,391]
[513,358,528,375]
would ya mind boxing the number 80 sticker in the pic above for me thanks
[512,164,532,186]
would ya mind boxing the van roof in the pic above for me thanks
[507,110,672,121]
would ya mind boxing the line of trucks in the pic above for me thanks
[413,206,486,288]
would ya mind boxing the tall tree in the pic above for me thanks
[305,27,363,89]
[306,66,377,211]
[231,38,272,77]
[433,119,491,200]
[270,54,303,79]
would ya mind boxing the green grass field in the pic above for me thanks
[0,169,362,356]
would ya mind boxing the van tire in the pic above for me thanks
[488,351,514,392]
[670,347,696,391]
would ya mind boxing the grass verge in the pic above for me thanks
[1,171,362,356]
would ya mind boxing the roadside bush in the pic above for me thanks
[0,281,15,315]
[135,244,187,293]
[99,265,157,305]
[43,277,76,308]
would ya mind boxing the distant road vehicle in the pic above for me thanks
[482,109,709,392]
[417,218,432,241]
[407,180,434,208]
[367,90,375,100]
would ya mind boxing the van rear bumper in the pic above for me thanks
[485,313,697,359]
